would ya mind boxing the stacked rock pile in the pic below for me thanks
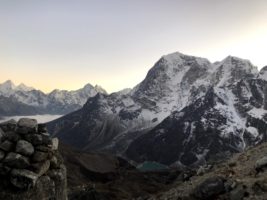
[0,118,67,200]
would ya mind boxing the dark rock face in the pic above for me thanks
[127,78,267,166]
[0,118,67,200]
[192,176,226,199]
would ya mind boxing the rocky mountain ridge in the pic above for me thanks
[0,80,107,116]
[48,52,267,168]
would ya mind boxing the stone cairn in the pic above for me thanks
[0,118,67,199]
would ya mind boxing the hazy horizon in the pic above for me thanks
[0,51,264,94]
[1,0,267,93]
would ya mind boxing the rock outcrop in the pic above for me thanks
[0,118,67,200]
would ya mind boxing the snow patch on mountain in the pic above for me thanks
[0,80,107,115]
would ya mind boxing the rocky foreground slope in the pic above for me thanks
[64,141,267,200]
[0,119,67,200]
[2,118,267,199]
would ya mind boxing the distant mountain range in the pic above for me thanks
[0,80,107,116]
[47,52,267,167]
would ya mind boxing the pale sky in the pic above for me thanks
[1,0,267,93]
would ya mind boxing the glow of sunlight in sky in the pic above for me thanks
[1,0,267,93]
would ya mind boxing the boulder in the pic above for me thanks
[24,134,43,146]
[32,160,50,176]
[0,140,14,152]
[255,156,267,171]
[17,118,37,134]
[32,151,48,162]
[4,131,21,142]
[4,152,30,168]
[0,163,11,176]
[50,156,59,169]
[41,134,52,145]
[0,128,4,141]
[193,176,226,199]
[51,138,59,151]
[10,169,38,189]
[252,178,267,193]
[35,145,51,152]
[16,140,35,156]
[38,124,47,133]
[229,185,246,200]
[0,150,5,161]
[0,119,17,132]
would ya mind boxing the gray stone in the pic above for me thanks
[10,169,38,189]
[229,185,246,200]
[32,151,48,162]
[4,152,30,168]
[0,128,4,141]
[252,178,267,193]
[42,134,52,145]
[41,132,50,137]
[255,156,267,171]
[196,165,212,176]
[16,140,35,156]
[0,163,11,176]
[25,134,43,146]
[0,140,14,151]
[50,156,59,169]
[0,149,5,160]
[38,124,47,133]
[35,145,52,152]
[193,176,226,199]
[5,131,21,142]
[0,119,17,131]
[32,160,50,176]
[17,118,37,134]
[51,138,59,151]
[18,118,37,129]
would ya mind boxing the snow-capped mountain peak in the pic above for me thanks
[16,83,35,91]
[0,80,16,95]
[258,66,267,81]
[211,55,258,87]
[47,51,267,167]
[0,80,107,115]
[161,51,211,67]
[94,84,107,94]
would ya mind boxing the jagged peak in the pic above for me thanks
[83,83,94,89]
[1,80,16,88]
[222,55,253,64]
[161,51,210,66]
[16,83,35,91]
[94,84,107,94]
[216,55,258,75]
[260,66,267,73]
[258,66,267,81]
